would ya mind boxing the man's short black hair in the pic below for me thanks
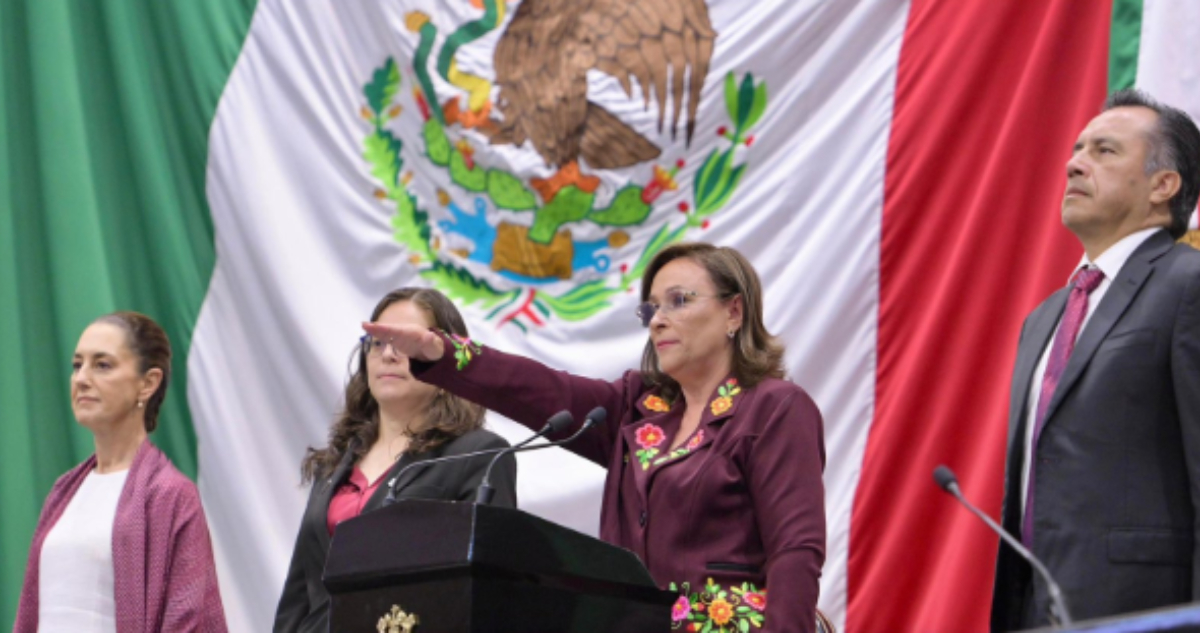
[1103,89,1200,239]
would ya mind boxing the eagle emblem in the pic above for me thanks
[360,0,768,330]
[478,0,714,203]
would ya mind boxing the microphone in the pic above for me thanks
[381,410,575,507]
[932,465,1073,627]
[475,406,607,505]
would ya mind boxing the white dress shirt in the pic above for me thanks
[1019,227,1163,515]
[38,468,129,633]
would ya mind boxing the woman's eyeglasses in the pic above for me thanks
[359,334,391,357]
[635,289,725,327]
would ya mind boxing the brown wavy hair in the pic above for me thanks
[301,288,486,483]
[639,243,786,402]
[93,311,171,433]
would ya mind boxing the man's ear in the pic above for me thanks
[1149,170,1182,206]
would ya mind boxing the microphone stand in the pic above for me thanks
[475,407,606,505]
[381,410,574,507]
[933,465,1072,627]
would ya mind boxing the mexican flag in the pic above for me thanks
[3,0,1197,631]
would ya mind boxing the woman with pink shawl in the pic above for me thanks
[14,312,227,632]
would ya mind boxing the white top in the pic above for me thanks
[1020,227,1162,514]
[38,468,129,633]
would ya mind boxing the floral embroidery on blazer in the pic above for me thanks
[643,394,672,412]
[669,578,767,632]
[634,423,666,469]
[633,422,708,471]
[651,429,705,468]
[444,332,482,370]
[709,378,742,415]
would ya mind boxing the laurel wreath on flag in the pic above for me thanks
[360,57,768,330]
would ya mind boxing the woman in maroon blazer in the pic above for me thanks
[364,243,826,633]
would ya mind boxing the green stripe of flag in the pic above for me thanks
[1108,0,1144,92]
[0,0,256,624]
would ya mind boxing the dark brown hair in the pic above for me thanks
[93,311,171,433]
[301,288,486,483]
[639,243,786,401]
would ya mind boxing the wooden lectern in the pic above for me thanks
[324,500,675,632]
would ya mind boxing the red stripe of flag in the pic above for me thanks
[848,1,1112,630]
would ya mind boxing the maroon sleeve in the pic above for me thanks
[747,389,826,633]
[409,331,638,466]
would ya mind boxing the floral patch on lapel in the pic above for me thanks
[446,333,482,370]
[651,430,705,467]
[634,423,666,470]
[668,578,767,632]
[709,378,741,416]
[643,394,672,412]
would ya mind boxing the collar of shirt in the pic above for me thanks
[1077,227,1163,280]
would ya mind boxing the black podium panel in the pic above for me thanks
[324,500,674,632]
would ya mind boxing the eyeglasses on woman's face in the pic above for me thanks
[360,334,393,357]
[635,288,726,327]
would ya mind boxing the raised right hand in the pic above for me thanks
[361,322,445,362]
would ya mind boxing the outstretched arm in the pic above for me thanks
[362,322,637,466]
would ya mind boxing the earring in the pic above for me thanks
[137,401,144,409]
[727,330,736,339]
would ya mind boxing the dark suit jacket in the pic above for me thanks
[993,231,1200,630]
[273,429,516,633]
[411,334,825,633]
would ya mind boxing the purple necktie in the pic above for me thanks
[1022,266,1105,548]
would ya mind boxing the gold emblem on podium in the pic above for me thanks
[376,604,420,633]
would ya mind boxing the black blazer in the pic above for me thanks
[992,231,1200,630]
[273,428,517,633]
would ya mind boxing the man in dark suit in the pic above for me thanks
[992,89,1200,630]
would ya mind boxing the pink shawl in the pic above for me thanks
[14,439,227,632]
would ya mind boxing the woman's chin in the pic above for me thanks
[372,387,412,404]
[73,415,99,431]
[373,385,435,410]
[73,413,124,434]
[657,357,684,380]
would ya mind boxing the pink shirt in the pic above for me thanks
[326,466,387,535]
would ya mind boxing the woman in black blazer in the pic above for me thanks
[274,288,516,633]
